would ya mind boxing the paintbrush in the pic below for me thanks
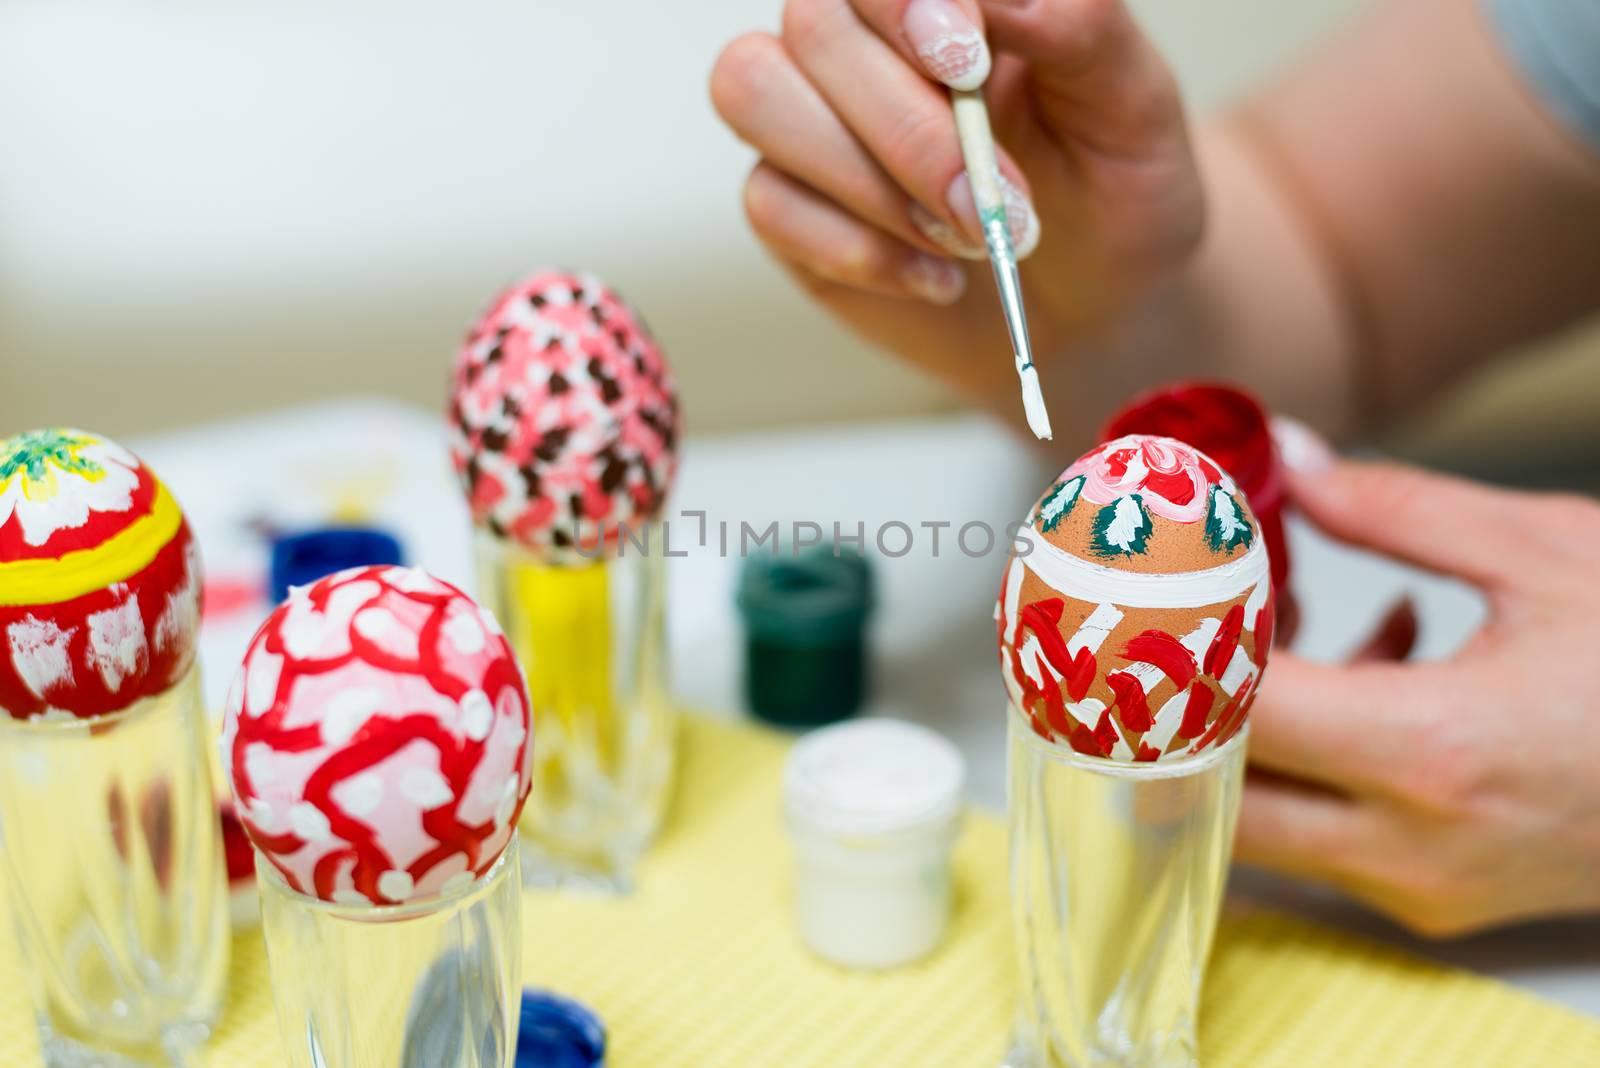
[950,88,1052,441]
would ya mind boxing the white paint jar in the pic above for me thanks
[783,718,966,970]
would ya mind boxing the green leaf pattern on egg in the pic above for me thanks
[1205,486,1254,552]
[1090,494,1152,557]
[1035,475,1084,533]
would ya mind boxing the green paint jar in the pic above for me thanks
[737,550,874,729]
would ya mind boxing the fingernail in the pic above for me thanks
[909,201,986,260]
[904,0,991,91]
[998,173,1042,258]
[902,254,967,305]
[946,172,1042,259]
[1271,415,1336,476]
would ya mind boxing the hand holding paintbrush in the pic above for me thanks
[905,0,1053,438]
[712,0,1203,439]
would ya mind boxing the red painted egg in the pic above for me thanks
[0,429,200,720]
[221,565,532,906]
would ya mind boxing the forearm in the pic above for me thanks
[1031,0,1600,447]
[1238,0,1600,425]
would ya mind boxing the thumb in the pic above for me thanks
[979,0,1186,159]
[1288,457,1533,590]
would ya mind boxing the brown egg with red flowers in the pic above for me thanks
[996,434,1275,763]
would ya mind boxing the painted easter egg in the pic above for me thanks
[221,565,532,906]
[0,428,201,721]
[449,269,680,561]
[996,434,1274,763]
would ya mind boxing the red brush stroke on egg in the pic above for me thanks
[1107,672,1153,733]
[1141,465,1196,506]
[1177,683,1215,740]
[1064,647,1097,702]
[1092,708,1121,755]
[1122,630,1198,689]
[1254,587,1276,669]
[1035,654,1072,738]
[1019,600,1074,675]
[1204,603,1245,677]
[1067,721,1109,758]
[1191,695,1244,753]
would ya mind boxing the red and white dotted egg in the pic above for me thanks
[448,269,680,560]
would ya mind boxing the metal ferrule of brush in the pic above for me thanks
[983,215,1034,371]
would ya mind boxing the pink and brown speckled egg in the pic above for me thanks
[449,270,680,561]
[0,428,201,720]
[996,435,1275,764]
[221,565,532,907]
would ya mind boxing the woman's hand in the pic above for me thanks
[1237,454,1600,936]
[709,0,1204,409]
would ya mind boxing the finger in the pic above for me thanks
[745,163,968,305]
[1234,769,1379,884]
[1246,652,1453,799]
[1288,459,1537,590]
[1270,414,1338,477]
[979,0,1188,160]
[1240,778,1482,938]
[846,0,992,92]
[1350,597,1419,663]
[782,0,1040,254]
[712,33,937,252]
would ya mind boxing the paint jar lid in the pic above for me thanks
[1101,382,1279,507]
[1101,380,1292,594]
[515,989,606,1068]
[737,549,873,646]
[269,526,404,603]
[785,718,965,838]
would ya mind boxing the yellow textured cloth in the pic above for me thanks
[2,714,1598,1066]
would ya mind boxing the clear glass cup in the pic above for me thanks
[256,836,522,1068]
[474,530,675,891]
[0,667,230,1067]
[1005,705,1246,1068]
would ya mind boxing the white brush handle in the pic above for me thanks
[952,91,1006,225]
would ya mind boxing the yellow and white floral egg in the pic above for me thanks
[996,434,1275,763]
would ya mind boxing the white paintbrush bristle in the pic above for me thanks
[1018,365,1053,441]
